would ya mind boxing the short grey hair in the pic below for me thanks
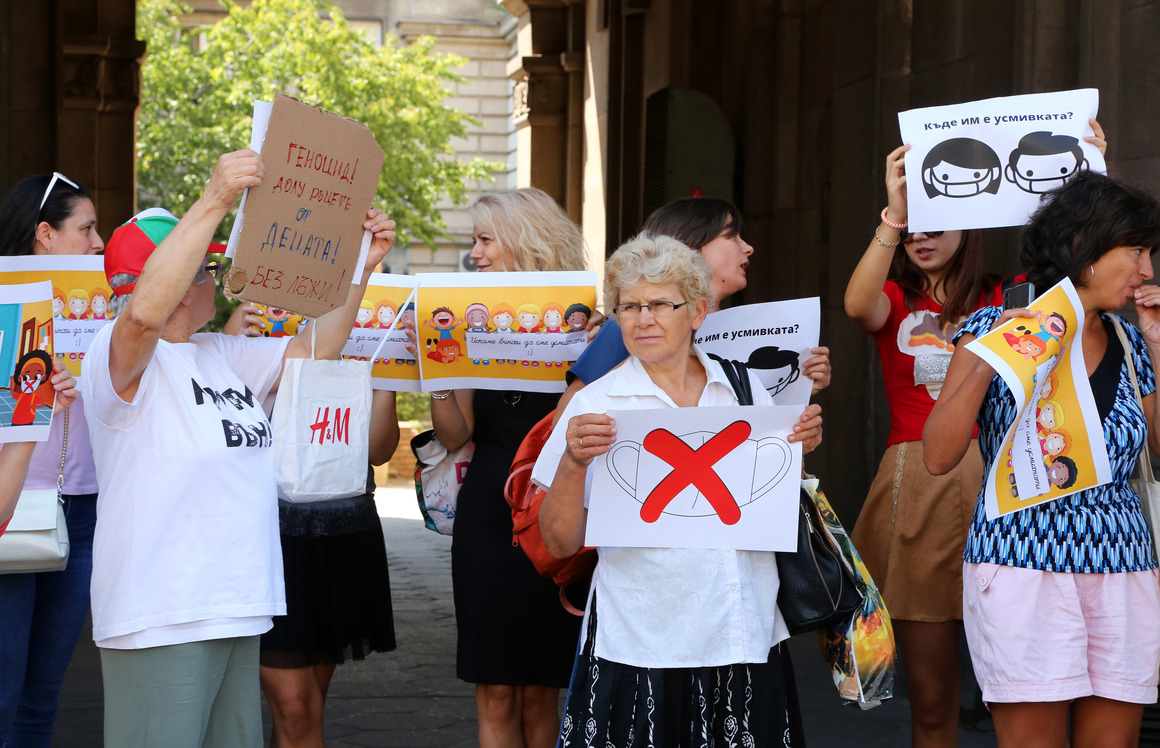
[604,233,713,312]
[108,273,137,316]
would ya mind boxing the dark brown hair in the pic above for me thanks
[888,230,1001,325]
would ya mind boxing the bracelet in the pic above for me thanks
[880,207,907,230]
[874,225,900,248]
[430,390,454,400]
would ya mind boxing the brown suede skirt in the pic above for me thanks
[850,439,983,622]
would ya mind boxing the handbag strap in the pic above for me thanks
[1110,316,1155,484]
[56,407,69,495]
[708,353,754,406]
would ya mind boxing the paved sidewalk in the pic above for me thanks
[52,484,998,746]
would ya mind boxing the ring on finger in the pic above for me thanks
[580,436,586,447]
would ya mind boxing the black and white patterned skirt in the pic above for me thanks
[559,598,805,748]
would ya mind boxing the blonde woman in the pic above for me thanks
[424,188,587,748]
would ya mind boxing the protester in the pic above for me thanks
[558,197,830,418]
[533,234,821,745]
[257,384,399,747]
[923,171,1160,747]
[843,122,1107,748]
[0,172,104,747]
[79,149,394,748]
[422,187,586,748]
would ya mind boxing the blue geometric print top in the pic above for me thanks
[956,307,1157,573]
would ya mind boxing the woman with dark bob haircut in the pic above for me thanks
[924,170,1160,747]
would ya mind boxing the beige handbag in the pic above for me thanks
[0,409,70,574]
[1110,318,1160,559]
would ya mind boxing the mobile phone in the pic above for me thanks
[1003,281,1035,310]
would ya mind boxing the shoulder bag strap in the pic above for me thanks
[1110,316,1155,484]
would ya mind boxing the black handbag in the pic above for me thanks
[712,355,862,635]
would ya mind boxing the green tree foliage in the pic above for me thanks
[137,0,501,248]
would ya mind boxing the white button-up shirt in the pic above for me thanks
[532,346,791,668]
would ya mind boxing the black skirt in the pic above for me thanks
[560,598,805,747]
[260,476,396,669]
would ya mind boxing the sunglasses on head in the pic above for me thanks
[900,230,945,244]
[38,172,79,213]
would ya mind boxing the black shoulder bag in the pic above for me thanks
[713,356,862,635]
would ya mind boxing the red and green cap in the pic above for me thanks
[104,208,225,296]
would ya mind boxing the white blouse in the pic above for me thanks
[531,347,790,668]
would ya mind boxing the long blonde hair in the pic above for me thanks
[468,188,588,272]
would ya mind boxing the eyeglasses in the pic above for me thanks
[900,230,945,244]
[38,172,79,213]
[200,261,223,282]
[612,300,690,318]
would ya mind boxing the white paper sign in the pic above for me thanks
[692,298,820,406]
[898,89,1105,231]
[586,406,802,551]
[464,330,587,362]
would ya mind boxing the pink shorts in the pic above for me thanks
[963,562,1160,704]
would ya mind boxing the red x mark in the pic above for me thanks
[639,420,751,525]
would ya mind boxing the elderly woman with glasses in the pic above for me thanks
[78,150,395,748]
[531,234,822,747]
[0,171,105,746]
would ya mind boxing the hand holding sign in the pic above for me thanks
[204,150,265,212]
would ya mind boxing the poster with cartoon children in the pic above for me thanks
[966,278,1111,519]
[898,89,1105,232]
[0,256,115,380]
[252,304,308,338]
[340,274,421,392]
[691,297,820,406]
[414,271,597,393]
[0,281,56,442]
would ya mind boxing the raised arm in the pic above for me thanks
[110,151,263,400]
[921,333,996,474]
[845,144,909,334]
[1132,284,1160,456]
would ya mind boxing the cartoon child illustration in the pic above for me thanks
[9,349,54,426]
[52,288,66,320]
[1046,455,1079,489]
[66,289,89,320]
[356,300,376,328]
[89,289,112,320]
[424,307,462,347]
[1005,132,1088,194]
[265,308,295,337]
[541,303,566,333]
[921,138,1002,198]
[565,302,591,332]
[426,338,463,364]
[1041,428,1071,460]
[374,300,397,330]
[490,303,516,333]
[464,303,490,333]
[516,303,543,333]
[1037,399,1064,435]
[746,346,802,398]
[1003,327,1049,362]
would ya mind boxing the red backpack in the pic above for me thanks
[504,410,597,615]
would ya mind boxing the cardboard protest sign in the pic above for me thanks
[586,406,802,551]
[966,279,1111,518]
[415,271,597,393]
[225,94,384,318]
[898,89,1104,232]
[0,281,56,442]
[340,274,422,392]
[693,298,820,406]
[0,256,114,380]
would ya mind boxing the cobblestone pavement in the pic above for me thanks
[52,484,997,746]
